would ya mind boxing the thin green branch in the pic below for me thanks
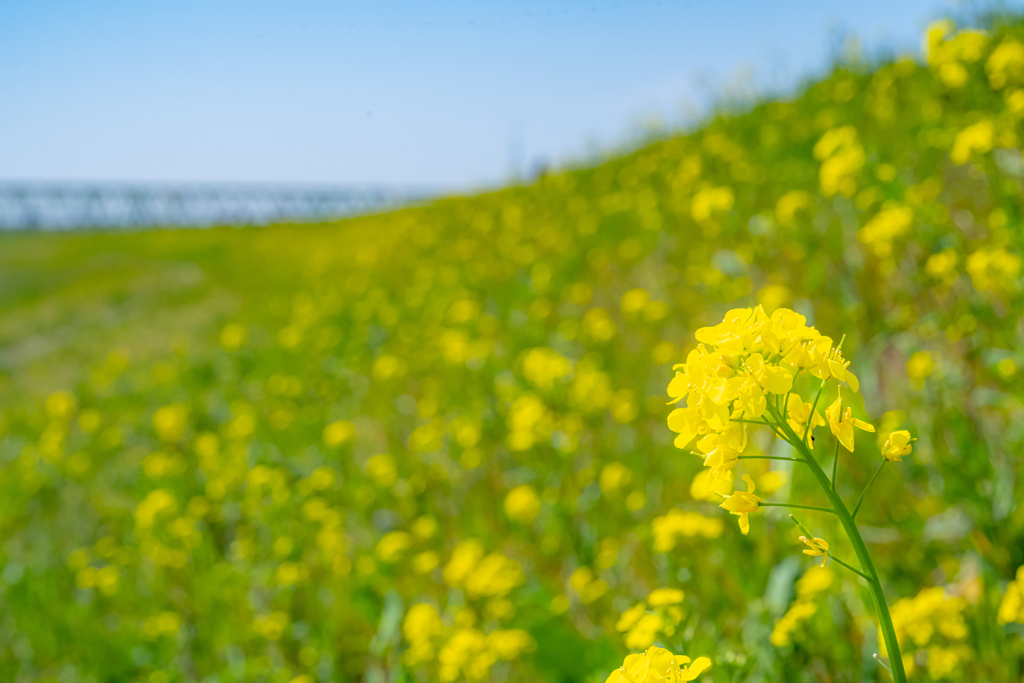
[769,401,907,682]
[804,378,827,449]
[828,554,872,581]
[761,502,835,513]
[738,455,803,462]
[788,516,869,580]
[852,460,887,519]
[830,437,841,491]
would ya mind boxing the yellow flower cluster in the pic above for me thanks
[882,586,971,679]
[605,646,710,683]
[997,566,1024,625]
[857,205,913,258]
[651,509,723,552]
[667,306,870,534]
[813,126,864,197]
[615,588,687,650]
[770,566,835,647]
[443,540,524,599]
[926,20,988,88]
[966,247,1022,295]
[402,603,534,681]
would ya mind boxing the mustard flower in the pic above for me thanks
[719,474,761,535]
[800,536,830,568]
[997,566,1024,625]
[605,646,711,683]
[647,588,685,607]
[825,391,875,452]
[882,430,915,462]
[786,396,826,448]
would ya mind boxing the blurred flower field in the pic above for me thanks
[2,15,1024,683]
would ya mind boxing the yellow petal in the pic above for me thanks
[760,366,793,394]
[674,431,697,449]
[852,418,875,432]
[845,369,860,392]
[682,657,712,681]
[739,513,750,535]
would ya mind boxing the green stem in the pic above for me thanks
[738,455,803,462]
[765,403,907,683]
[760,502,835,513]
[828,553,872,581]
[852,460,887,519]
[830,438,841,491]
[804,379,827,448]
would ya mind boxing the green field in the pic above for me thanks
[1,16,1024,683]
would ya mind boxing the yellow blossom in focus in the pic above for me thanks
[825,391,875,452]
[719,474,760,535]
[786,396,825,448]
[882,430,915,462]
[604,646,711,683]
[800,536,829,568]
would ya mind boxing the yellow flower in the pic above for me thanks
[503,485,540,523]
[647,588,685,607]
[800,536,829,568]
[616,603,647,632]
[786,396,826,448]
[997,566,1024,625]
[719,474,761,535]
[605,646,711,683]
[697,441,739,484]
[825,391,874,452]
[882,430,915,462]
[744,353,793,395]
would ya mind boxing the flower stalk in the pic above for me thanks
[666,306,914,682]
[766,400,907,682]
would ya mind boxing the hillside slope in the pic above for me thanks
[1,17,1023,683]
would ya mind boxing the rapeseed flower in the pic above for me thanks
[825,391,875,452]
[799,536,830,568]
[882,430,915,462]
[786,396,825,447]
[605,646,711,683]
[997,566,1024,625]
[719,474,761,535]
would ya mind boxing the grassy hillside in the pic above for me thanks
[2,16,1024,683]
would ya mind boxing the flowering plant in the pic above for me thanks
[667,306,914,681]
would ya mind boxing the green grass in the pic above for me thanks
[1,14,1024,683]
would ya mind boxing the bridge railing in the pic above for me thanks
[0,183,437,230]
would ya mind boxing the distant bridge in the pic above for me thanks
[0,182,437,230]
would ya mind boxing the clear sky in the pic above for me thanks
[0,0,1012,189]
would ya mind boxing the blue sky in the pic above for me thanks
[0,1,1012,188]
